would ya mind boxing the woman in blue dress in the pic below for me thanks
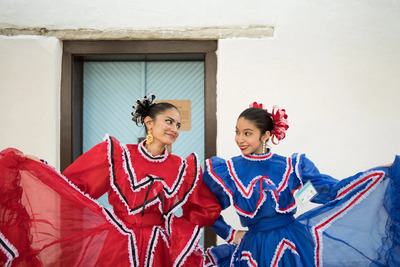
[203,102,399,266]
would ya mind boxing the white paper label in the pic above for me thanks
[295,181,317,207]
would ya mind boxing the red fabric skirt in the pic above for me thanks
[0,148,205,266]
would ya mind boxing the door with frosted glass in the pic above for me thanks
[83,60,205,207]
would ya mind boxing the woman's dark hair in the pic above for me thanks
[132,94,179,131]
[238,107,274,137]
[147,102,178,120]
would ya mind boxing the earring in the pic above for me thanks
[166,145,172,153]
[262,141,266,154]
[146,129,153,144]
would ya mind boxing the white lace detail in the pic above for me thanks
[0,231,19,267]
[206,247,218,266]
[277,157,293,193]
[294,153,304,183]
[312,171,385,267]
[228,159,268,199]
[102,208,139,266]
[145,226,169,267]
[35,141,138,267]
[109,137,190,217]
[225,228,237,243]
[241,151,273,161]
[167,153,201,218]
[106,135,133,213]
[270,238,298,267]
[173,226,203,267]
[138,140,169,163]
[205,158,234,200]
[241,250,258,267]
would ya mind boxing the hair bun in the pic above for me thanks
[248,102,289,145]
[131,94,156,125]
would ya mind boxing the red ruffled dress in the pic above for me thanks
[0,136,221,266]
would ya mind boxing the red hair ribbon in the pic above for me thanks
[270,105,289,145]
[249,102,289,145]
[249,102,266,110]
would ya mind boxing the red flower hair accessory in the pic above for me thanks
[249,102,289,145]
[270,105,289,145]
[249,102,267,110]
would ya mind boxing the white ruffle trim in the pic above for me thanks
[145,226,170,267]
[173,226,203,267]
[277,157,293,193]
[241,151,273,161]
[227,159,269,199]
[0,231,19,267]
[106,135,134,213]
[37,145,138,267]
[168,153,202,218]
[270,238,298,267]
[312,171,385,267]
[102,208,138,266]
[113,138,194,217]
[206,247,218,266]
[138,140,169,163]
[241,250,258,267]
[121,143,187,197]
[225,228,238,244]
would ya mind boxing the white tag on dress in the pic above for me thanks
[295,181,317,207]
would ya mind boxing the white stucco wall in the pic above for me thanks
[0,36,62,166]
[1,0,400,246]
[216,2,400,235]
[0,0,276,30]
[217,3,400,177]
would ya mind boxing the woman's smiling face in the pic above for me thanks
[147,108,181,147]
[235,117,270,155]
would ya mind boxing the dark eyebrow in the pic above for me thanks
[235,127,254,131]
[166,116,181,125]
[166,116,175,122]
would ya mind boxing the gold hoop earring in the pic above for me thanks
[166,145,172,153]
[146,130,153,144]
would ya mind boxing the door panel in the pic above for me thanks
[62,41,218,249]
[83,61,205,210]
[146,61,205,162]
[83,61,204,161]
[83,62,144,152]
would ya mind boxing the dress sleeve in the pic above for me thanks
[295,153,339,203]
[181,154,222,228]
[202,157,233,209]
[62,139,111,199]
[211,215,238,244]
[203,157,237,242]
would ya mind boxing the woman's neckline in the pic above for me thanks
[138,140,169,163]
[241,150,273,161]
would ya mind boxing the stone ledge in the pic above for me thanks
[0,25,274,40]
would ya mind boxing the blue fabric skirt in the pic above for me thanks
[207,156,400,267]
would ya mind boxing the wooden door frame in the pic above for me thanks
[61,40,218,248]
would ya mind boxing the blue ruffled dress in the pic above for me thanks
[203,151,400,267]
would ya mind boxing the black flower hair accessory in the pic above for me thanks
[132,94,156,125]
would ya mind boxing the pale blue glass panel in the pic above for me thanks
[83,62,145,152]
[83,60,205,245]
[147,61,205,168]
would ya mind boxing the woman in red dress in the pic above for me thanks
[0,94,221,266]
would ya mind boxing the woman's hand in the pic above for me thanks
[379,163,393,167]
[21,154,41,162]
[233,230,247,245]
